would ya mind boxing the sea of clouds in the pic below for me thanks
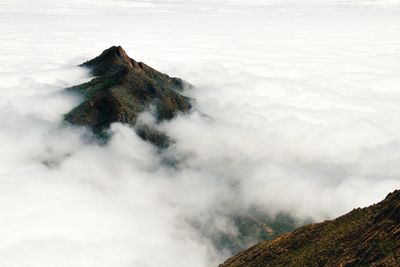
[0,0,400,266]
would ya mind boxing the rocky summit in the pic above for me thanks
[220,190,400,267]
[65,46,192,147]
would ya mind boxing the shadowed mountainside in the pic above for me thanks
[220,190,400,267]
[65,46,192,147]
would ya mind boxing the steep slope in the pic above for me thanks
[220,190,400,267]
[65,46,192,147]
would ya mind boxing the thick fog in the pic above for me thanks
[1,0,400,266]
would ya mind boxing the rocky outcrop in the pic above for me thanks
[220,190,400,267]
[65,46,192,147]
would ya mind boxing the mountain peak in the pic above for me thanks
[66,46,192,147]
[114,46,135,67]
[80,45,141,76]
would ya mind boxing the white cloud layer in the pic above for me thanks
[0,0,400,266]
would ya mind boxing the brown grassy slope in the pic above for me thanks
[220,190,400,267]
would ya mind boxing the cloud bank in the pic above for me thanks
[0,0,400,266]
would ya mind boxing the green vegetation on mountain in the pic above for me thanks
[212,213,298,254]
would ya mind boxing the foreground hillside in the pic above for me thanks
[220,190,400,267]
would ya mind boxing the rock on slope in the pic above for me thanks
[220,190,400,267]
[65,46,192,147]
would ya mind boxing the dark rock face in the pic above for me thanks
[220,190,400,267]
[65,46,192,147]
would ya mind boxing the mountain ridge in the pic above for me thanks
[220,190,400,267]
